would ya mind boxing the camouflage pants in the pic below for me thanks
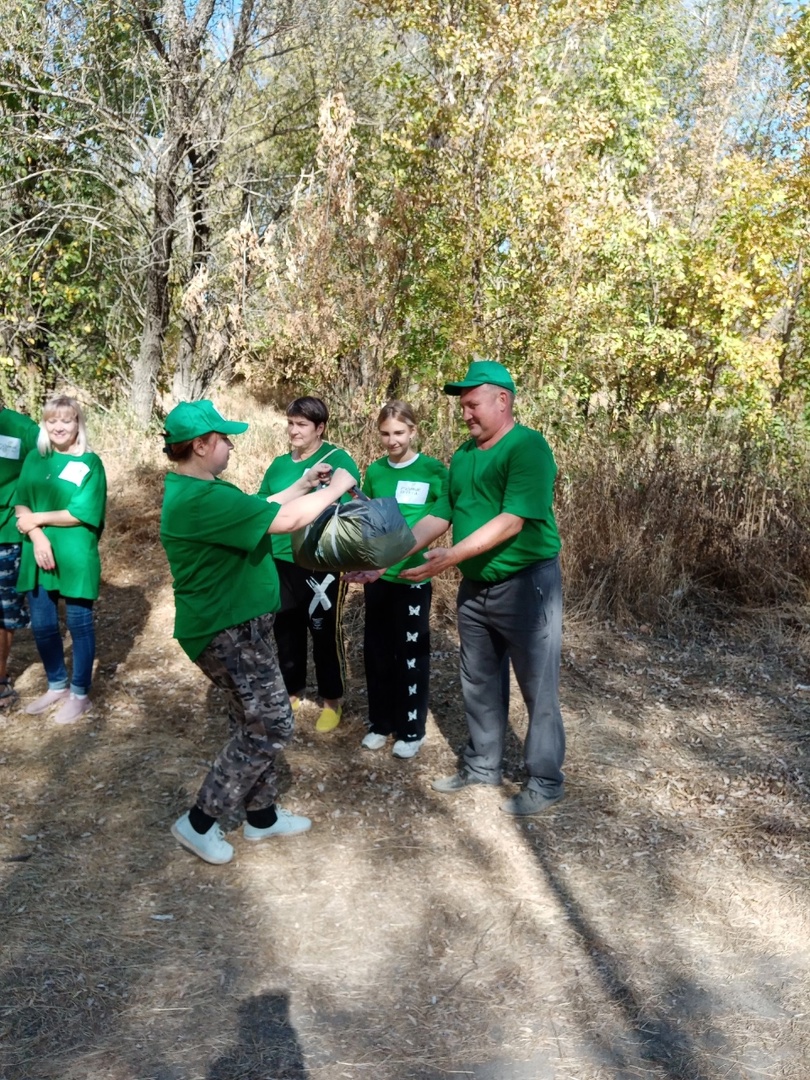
[0,543,28,630]
[193,612,294,819]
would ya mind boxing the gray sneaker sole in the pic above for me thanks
[431,773,501,793]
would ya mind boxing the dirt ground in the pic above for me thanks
[1,457,809,1080]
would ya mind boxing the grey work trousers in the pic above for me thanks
[457,556,565,791]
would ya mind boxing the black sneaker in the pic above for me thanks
[500,785,564,816]
[431,769,499,793]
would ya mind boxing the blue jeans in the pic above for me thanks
[457,556,565,791]
[27,587,95,695]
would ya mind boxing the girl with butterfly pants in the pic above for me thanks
[352,402,448,759]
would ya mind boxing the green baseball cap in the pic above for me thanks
[163,400,249,444]
[443,359,516,396]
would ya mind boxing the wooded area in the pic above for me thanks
[1,0,810,616]
[1,0,807,420]
[2,9,810,1076]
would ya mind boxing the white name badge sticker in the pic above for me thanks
[58,460,91,486]
[0,435,22,460]
[395,480,430,505]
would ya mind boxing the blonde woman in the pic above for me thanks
[14,396,106,724]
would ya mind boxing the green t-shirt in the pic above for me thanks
[257,441,361,563]
[431,424,561,583]
[362,454,449,580]
[160,472,282,660]
[0,409,40,543]
[15,449,107,599]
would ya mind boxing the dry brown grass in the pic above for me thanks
[555,430,810,626]
[0,389,809,1080]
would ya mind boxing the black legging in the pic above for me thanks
[272,558,346,700]
[363,577,432,741]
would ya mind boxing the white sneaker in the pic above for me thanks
[25,688,69,715]
[392,738,424,759]
[361,731,387,751]
[171,812,234,864]
[243,807,312,841]
[54,693,92,725]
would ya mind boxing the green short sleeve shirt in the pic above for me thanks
[0,409,40,543]
[257,442,361,563]
[15,449,107,599]
[431,424,561,582]
[160,473,282,660]
[362,454,449,580]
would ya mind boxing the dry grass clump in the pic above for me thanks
[556,430,810,625]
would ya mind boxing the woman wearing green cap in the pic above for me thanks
[160,399,357,865]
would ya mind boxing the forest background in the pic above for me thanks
[2,0,810,624]
[3,7,810,1078]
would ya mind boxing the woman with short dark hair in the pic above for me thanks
[257,397,361,733]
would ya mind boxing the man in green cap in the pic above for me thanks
[400,360,565,815]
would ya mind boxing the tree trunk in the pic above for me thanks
[173,320,232,401]
[172,315,200,402]
[129,133,183,424]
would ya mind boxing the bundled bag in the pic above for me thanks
[291,491,415,572]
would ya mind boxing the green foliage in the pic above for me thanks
[0,0,142,404]
[0,0,808,455]
[316,0,809,441]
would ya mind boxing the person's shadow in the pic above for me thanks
[208,991,308,1079]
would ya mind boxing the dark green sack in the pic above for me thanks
[291,493,415,572]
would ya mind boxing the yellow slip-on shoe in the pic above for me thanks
[315,704,342,732]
